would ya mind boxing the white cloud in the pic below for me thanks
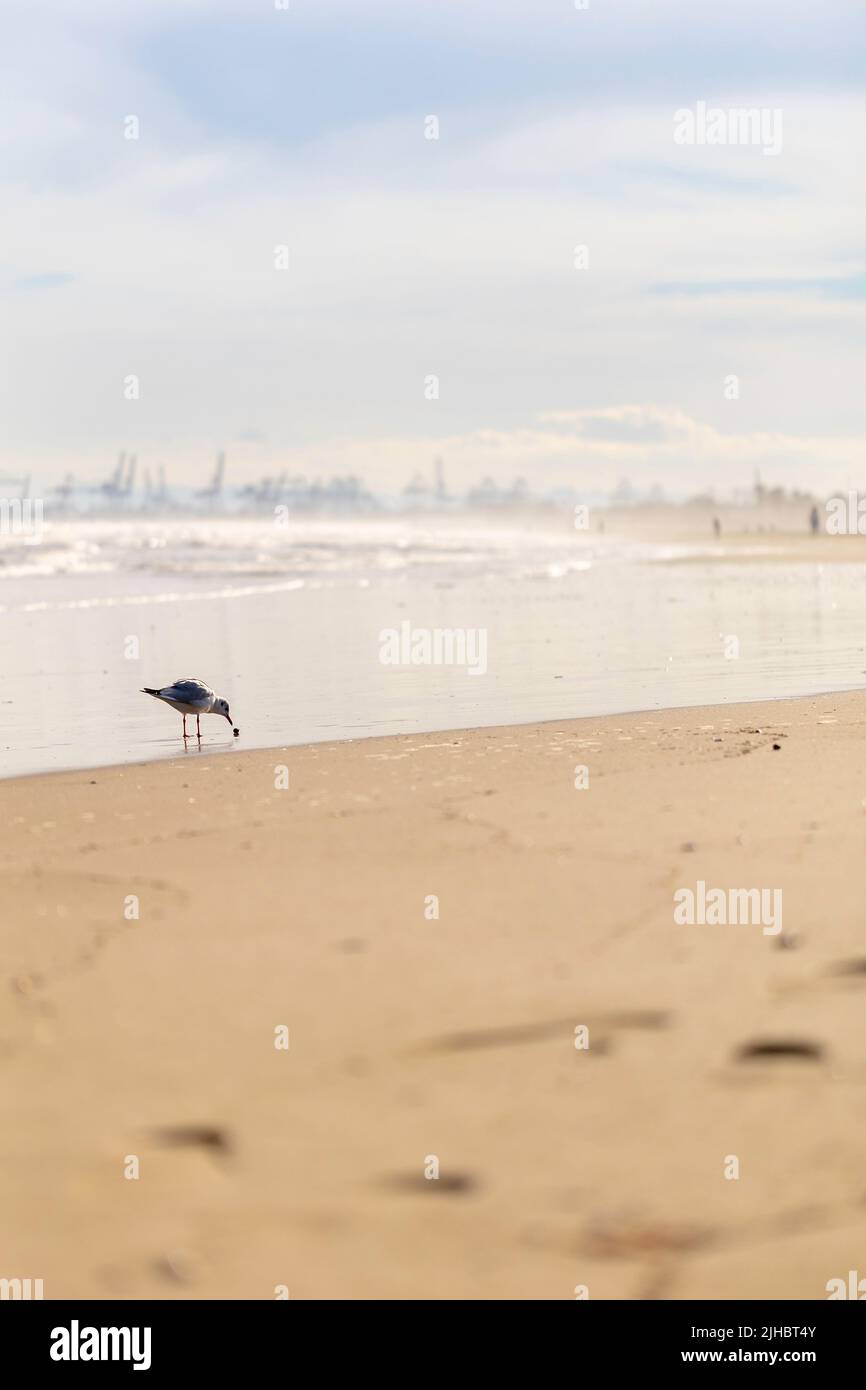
[0,3,863,492]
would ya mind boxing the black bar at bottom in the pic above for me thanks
[4,1297,861,1374]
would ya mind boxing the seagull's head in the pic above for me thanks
[215,696,232,725]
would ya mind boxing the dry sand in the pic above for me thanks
[2,692,866,1300]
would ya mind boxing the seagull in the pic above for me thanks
[141,677,239,741]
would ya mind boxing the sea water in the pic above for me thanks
[0,514,863,777]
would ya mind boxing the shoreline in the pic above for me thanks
[5,680,865,785]
[5,525,866,781]
[3,689,866,1298]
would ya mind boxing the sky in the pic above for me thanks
[1,0,864,498]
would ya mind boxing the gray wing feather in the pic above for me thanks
[162,678,213,702]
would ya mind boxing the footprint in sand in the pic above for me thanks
[148,1124,233,1158]
[735,1039,825,1063]
[410,1009,671,1056]
[826,958,866,979]
[380,1172,478,1195]
[582,1215,712,1259]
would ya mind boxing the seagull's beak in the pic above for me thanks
[225,713,233,724]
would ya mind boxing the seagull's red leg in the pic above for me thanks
[182,714,188,739]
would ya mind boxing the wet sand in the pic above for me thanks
[2,690,866,1299]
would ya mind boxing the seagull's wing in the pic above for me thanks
[162,678,214,704]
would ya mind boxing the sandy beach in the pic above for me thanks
[3,689,866,1300]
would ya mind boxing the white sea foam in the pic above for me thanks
[0,515,607,593]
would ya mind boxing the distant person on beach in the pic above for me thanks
[810,505,820,535]
[713,517,721,538]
